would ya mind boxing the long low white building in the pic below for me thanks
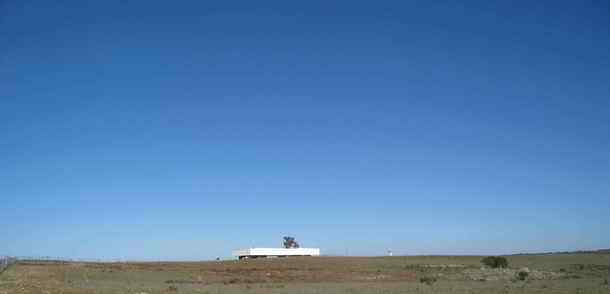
[233,248,320,260]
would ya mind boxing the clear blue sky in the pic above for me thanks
[2,1,609,260]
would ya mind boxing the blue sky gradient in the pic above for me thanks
[1,0,609,260]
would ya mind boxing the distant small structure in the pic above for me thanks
[0,256,17,274]
[233,237,320,260]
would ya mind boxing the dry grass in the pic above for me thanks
[0,254,608,293]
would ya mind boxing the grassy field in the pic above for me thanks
[0,254,608,293]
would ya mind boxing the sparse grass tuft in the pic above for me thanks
[167,285,178,292]
[573,264,585,270]
[419,276,437,285]
[262,283,285,289]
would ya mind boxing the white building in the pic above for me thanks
[232,247,320,260]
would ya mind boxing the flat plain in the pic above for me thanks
[1,254,608,293]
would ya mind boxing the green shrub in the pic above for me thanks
[419,276,437,285]
[517,270,529,281]
[481,256,508,268]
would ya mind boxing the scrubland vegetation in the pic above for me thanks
[0,254,608,293]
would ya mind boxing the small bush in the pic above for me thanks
[223,278,240,285]
[517,271,529,281]
[167,285,178,292]
[419,276,437,285]
[481,256,508,268]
